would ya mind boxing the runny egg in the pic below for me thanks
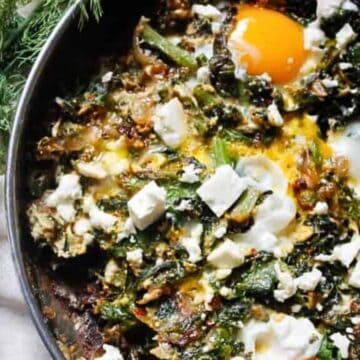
[228,6,308,84]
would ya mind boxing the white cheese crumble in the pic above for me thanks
[191,4,222,20]
[296,268,323,292]
[267,103,284,127]
[214,226,227,239]
[330,332,351,359]
[316,234,360,268]
[313,201,329,215]
[83,196,117,232]
[304,24,326,51]
[118,217,137,240]
[101,71,113,84]
[104,259,120,284]
[349,261,360,288]
[336,23,357,49]
[180,163,202,183]
[207,238,244,269]
[153,98,187,148]
[317,0,357,19]
[322,79,339,88]
[175,199,193,212]
[197,66,210,83]
[274,264,297,303]
[181,222,203,263]
[45,173,82,222]
[96,344,124,360]
[128,181,166,230]
[197,165,247,217]
[126,249,144,266]
[240,314,322,360]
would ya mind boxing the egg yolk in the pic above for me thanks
[229,6,308,84]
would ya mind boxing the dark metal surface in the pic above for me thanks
[5,1,155,358]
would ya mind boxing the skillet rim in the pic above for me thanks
[5,2,81,359]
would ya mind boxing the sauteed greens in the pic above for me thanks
[27,0,360,358]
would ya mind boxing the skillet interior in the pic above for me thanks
[6,1,158,358]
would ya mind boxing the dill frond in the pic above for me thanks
[0,0,102,171]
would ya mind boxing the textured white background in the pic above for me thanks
[0,178,49,359]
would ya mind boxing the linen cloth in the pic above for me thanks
[0,177,49,359]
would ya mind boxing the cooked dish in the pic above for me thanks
[26,0,360,358]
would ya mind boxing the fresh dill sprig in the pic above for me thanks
[0,0,102,171]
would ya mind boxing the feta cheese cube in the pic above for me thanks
[197,165,247,217]
[349,261,360,288]
[181,222,203,263]
[336,23,357,49]
[313,201,329,215]
[153,98,187,148]
[128,181,166,230]
[207,239,244,269]
[274,263,297,303]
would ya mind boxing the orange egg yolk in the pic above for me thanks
[229,6,308,84]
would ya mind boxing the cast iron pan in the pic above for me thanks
[5,1,157,358]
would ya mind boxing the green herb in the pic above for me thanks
[338,182,360,226]
[229,187,262,223]
[213,137,232,167]
[101,302,137,328]
[236,260,277,297]
[222,128,253,145]
[0,0,103,171]
[310,141,323,167]
[141,23,198,71]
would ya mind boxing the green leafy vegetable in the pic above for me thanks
[141,23,198,71]
[213,138,232,167]
[317,336,342,360]
[229,187,262,223]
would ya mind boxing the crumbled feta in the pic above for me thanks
[96,344,124,360]
[330,332,350,359]
[315,234,360,268]
[73,217,92,236]
[304,24,326,50]
[83,196,117,232]
[128,181,167,230]
[181,222,203,263]
[197,66,210,83]
[194,43,214,60]
[336,23,357,49]
[76,161,108,180]
[349,261,360,288]
[313,201,329,215]
[321,79,339,88]
[219,286,232,297]
[118,217,137,240]
[296,268,323,292]
[126,248,143,266]
[45,173,82,222]
[339,62,353,70]
[104,259,120,284]
[180,163,202,183]
[191,4,222,20]
[197,165,247,217]
[267,103,284,127]
[214,226,227,239]
[153,98,187,148]
[240,315,322,359]
[317,0,351,19]
[207,239,244,269]
[175,199,193,212]
[274,263,297,303]
[101,71,113,84]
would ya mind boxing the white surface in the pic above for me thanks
[0,177,50,359]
